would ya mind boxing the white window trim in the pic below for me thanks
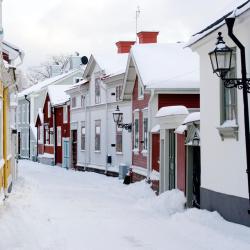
[63,105,68,124]
[133,111,139,151]
[57,126,62,146]
[48,101,51,118]
[138,81,144,100]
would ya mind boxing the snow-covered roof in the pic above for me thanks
[2,40,24,62]
[175,125,187,134]
[186,1,250,47]
[131,43,199,89]
[182,112,200,124]
[18,69,79,98]
[47,85,71,106]
[151,124,160,133]
[66,78,89,92]
[156,106,189,118]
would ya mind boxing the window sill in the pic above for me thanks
[116,152,123,155]
[141,150,148,156]
[217,121,239,140]
[94,150,101,153]
[80,149,86,152]
[138,96,144,101]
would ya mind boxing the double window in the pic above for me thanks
[95,120,101,151]
[95,78,101,104]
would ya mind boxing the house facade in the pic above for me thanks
[18,56,84,161]
[36,85,71,167]
[187,2,250,226]
[123,32,200,193]
[66,42,133,173]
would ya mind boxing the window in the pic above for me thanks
[95,120,101,151]
[81,95,85,108]
[116,85,123,101]
[95,78,101,104]
[143,116,148,150]
[71,97,76,108]
[134,113,139,150]
[221,50,237,123]
[116,126,123,153]
[63,105,68,123]
[57,126,61,146]
[50,128,54,145]
[45,127,49,144]
[138,82,144,99]
[39,125,43,143]
[48,101,51,118]
[81,122,85,150]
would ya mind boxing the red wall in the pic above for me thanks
[54,105,70,164]
[177,134,186,193]
[132,78,150,169]
[158,94,200,109]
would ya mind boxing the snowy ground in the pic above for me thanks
[1,160,250,250]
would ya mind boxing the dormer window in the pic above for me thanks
[95,78,101,104]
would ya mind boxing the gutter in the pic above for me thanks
[24,95,30,159]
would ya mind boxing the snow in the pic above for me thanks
[47,85,71,106]
[182,112,200,124]
[30,123,37,140]
[1,160,250,250]
[220,119,238,128]
[156,105,189,118]
[131,43,199,89]
[38,153,54,158]
[150,169,160,181]
[175,124,187,134]
[151,124,160,133]
[18,69,79,98]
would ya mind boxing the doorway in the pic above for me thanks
[186,146,201,208]
[152,133,160,172]
[63,138,70,169]
[71,130,77,169]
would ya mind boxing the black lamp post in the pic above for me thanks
[209,17,250,214]
[112,105,132,132]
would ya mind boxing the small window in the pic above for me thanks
[134,114,139,150]
[95,120,101,151]
[63,105,68,123]
[48,101,51,118]
[143,117,148,150]
[81,122,85,150]
[57,126,61,146]
[95,78,101,104]
[116,126,123,153]
[116,85,123,101]
[71,97,76,108]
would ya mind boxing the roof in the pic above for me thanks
[66,78,89,92]
[131,43,199,89]
[18,69,80,98]
[47,85,71,106]
[2,40,24,61]
[182,112,200,124]
[186,0,250,47]
[156,106,189,118]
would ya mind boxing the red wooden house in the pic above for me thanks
[123,31,200,194]
[35,85,71,167]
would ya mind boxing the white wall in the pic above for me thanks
[193,15,250,198]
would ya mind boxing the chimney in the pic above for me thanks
[137,31,159,44]
[116,41,136,53]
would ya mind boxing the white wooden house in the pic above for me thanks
[187,1,250,226]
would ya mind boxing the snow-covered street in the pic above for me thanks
[0,160,250,250]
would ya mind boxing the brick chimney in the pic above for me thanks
[116,41,136,53]
[137,31,159,44]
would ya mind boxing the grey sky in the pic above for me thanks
[2,0,246,69]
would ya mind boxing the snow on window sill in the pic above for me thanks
[141,150,148,156]
[94,150,101,153]
[116,152,123,155]
[80,149,86,152]
[217,120,239,141]
[133,148,139,155]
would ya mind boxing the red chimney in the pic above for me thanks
[116,41,136,53]
[137,31,159,44]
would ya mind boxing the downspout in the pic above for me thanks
[24,95,30,159]
[147,89,154,181]
[52,106,56,165]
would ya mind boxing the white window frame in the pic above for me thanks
[49,127,54,145]
[71,96,76,108]
[63,105,68,124]
[81,122,86,151]
[95,78,101,104]
[95,120,101,151]
[133,111,139,152]
[57,126,61,147]
[138,81,144,100]
[142,110,148,152]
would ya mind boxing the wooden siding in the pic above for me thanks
[177,134,186,193]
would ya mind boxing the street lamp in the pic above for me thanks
[209,16,250,214]
[112,105,132,132]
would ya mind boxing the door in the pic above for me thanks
[63,139,70,169]
[192,147,201,208]
[152,133,160,172]
[71,130,77,169]
[169,129,176,190]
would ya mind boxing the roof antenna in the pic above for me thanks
[136,6,140,43]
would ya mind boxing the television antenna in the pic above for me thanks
[136,6,140,43]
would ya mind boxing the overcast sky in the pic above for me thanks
[2,0,247,70]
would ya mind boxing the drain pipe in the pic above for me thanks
[147,89,154,181]
[24,95,30,159]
